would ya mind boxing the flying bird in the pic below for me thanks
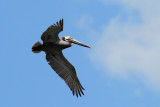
[32,19,91,97]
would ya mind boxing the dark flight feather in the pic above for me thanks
[46,51,85,97]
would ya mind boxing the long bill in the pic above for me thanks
[69,38,91,48]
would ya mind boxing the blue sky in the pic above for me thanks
[1,0,160,107]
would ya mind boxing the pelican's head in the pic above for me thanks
[62,36,91,48]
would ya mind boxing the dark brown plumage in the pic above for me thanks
[32,19,85,97]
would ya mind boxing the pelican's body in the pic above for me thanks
[32,19,90,97]
[42,41,71,52]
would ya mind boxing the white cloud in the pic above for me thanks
[91,16,160,90]
[102,0,160,21]
[78,0,160,91]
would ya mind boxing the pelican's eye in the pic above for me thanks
[62,37,65,41]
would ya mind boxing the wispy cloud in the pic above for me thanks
[77,0,160,91]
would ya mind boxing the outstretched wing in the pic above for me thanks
[46,51,85,97]
[41,19,63,43]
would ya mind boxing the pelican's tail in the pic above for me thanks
[32,41,43,53]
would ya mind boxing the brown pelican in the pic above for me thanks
[32,19,91,97]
